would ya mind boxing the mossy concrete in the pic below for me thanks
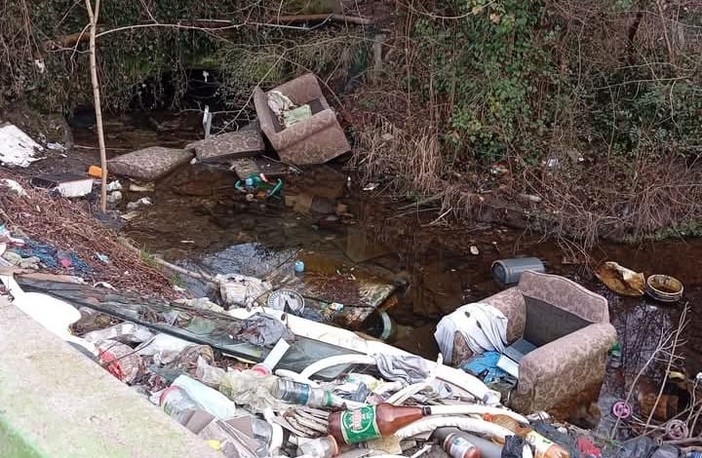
[0,296,221,458]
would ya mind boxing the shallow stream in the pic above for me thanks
[68,112,701,426]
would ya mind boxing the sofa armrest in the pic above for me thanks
[274,73,323,105]
[269,109,337,150]
[515,322,616,412]
[482,287,526,343]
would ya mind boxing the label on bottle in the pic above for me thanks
[444,435,477,458]
[339,406,381,444]
[525,431,555,458]
[278,380,310,405]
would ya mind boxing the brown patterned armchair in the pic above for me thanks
[451,271,617,413]
[253,73,350,165]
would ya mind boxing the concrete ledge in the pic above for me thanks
[0,296,221,458]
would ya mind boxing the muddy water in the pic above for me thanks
[71,113,701,417]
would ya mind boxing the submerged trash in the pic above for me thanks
[595,261,645,297]
[491,257,545,287]
[217,273,272,307]
[267,289,305,313]
[645,274,684,303]
[126,196,153,211]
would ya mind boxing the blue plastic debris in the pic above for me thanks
[17,240,91,274]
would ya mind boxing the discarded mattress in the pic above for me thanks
[108,146,193,181]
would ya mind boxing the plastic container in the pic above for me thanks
[160,386,198,425]
[171,374,237,419]
[645,274,684,303]
[294,260,305,276]
[491,257,545,287]
[88,165,104,178]
[297,436,339,458]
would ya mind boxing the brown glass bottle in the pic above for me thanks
[328,403,431,444]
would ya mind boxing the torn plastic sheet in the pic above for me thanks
[17,277,360,378]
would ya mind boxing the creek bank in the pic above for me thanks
[2,107,701,457]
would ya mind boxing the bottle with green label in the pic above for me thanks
[327,403,431,444]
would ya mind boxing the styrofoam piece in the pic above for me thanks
[0,124,43,167]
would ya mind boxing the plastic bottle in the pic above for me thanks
[434,428,502,458]
[171,374,238,419]
[273,379,346,409]
[484,414,570,458]
[160,386,199,425]
[297,436,339,458]
[328,403,431,444]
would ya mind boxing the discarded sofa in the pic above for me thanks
[449,271,617,413]
[253,73,351,165]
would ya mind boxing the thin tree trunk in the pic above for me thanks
[85,0,107,212]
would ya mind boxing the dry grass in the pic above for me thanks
[523,154,702,248]
[0,171,174,297]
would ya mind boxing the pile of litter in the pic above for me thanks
[3,272,597,458]
[0,171,173,296]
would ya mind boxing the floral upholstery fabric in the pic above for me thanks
[512,322,616,413]
[449,270,616,414]
[518,270,609,323]
[108,146,193,181]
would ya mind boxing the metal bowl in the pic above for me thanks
[645,274,684,303]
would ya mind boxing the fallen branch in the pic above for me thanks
[270,14,372,25]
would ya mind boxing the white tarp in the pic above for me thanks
[0,124,43,167]
[434,302,508,362]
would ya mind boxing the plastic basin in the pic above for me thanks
[645,274,684,303]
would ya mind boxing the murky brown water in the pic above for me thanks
[70,113,701,422]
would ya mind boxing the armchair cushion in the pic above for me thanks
[513,322,617,412]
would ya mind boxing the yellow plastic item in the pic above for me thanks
[88,165,104,178]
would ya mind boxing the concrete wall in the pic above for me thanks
[0,296,221,458]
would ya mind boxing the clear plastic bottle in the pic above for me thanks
[160,386,198,425]
[273,379,346,409]
[297,436,338,458]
